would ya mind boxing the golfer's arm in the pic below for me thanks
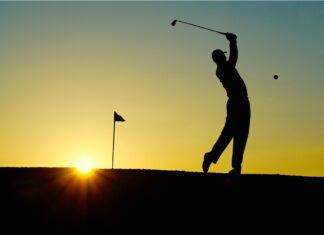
[228,39,238,67]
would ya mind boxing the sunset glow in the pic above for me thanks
[0,2,323,176]
[75,158,94,174]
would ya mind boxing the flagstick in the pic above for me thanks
[112,120,116,169]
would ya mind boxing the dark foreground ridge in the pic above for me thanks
[0,168,323,232]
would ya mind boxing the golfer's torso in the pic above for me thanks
[216,65,248,100]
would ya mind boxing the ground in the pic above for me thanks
[0,168,323,232]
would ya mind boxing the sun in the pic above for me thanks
[75,158,94,174]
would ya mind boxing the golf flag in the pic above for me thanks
[112,111,125,169]
[114,111,125,122]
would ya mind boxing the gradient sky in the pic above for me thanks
[0,1,323,176]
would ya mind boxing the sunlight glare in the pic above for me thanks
[75,158,94,174]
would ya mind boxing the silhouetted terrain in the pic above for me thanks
[0,168,323,232]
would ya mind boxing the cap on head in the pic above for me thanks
[212,49,227,64]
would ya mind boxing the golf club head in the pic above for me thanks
[171,20,177,26]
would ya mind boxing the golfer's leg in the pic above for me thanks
[232,129,249,170]
[210,120,233,164]
[232,107,250,170]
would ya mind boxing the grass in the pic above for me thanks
[0,167,323,232]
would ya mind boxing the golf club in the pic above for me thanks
[171,19,226,35]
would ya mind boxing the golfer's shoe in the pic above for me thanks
[202,152,213,174]
[228,167,241,176]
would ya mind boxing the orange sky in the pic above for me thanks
[0,2,323,176]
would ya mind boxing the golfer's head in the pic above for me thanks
[212,49,227,65]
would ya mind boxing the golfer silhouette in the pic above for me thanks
[203,33,250,175]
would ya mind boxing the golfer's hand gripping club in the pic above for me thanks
[225,33,237,41]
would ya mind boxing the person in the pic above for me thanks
[202,33,250,176]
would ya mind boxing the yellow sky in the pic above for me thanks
[0,2,323,176]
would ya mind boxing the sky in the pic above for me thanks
[0,1,323,176]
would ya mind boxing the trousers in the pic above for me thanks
[210,98,251,169]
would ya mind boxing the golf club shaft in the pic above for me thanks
[176,20,226,35]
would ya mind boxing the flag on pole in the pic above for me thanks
[114,111,125,122]
[112,111,125,169]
